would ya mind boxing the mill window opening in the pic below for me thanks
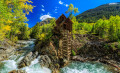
[63,24,67,29]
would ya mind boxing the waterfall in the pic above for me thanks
[22,58,51,73]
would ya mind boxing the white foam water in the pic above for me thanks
[0,58,51,73]
[22,58,51,73]
[0,56,113,73]
[0,40,112,73]
[60,62,112,73]
[0,40,51,73]
[0,60,18,73]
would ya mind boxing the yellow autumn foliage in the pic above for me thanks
[11,36,18,42]
[0,30,5,41]
[28,1,33,3]
[3,25,11,31]
[0,19,5,22]
[0,25,11,41]
[0,0,33,41]
[7,20,13,24]
[39,33,45,40]
[18,0,28,2]
[5,0,12,5]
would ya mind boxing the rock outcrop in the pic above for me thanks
[37,18,53,26]
[72,55,88,62]
[0,39,16,61]
[18,51,38,68]
[39,55,52,68]
[8,70,27,73]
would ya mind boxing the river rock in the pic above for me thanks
[39,55,52,68]
[72,55,87,62]
[0,40,15,61]
[8,70,27,73]
[18,51,38,68]
[52,69,59,73]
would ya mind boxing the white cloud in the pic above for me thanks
[59,0,68,7]
[40,13,53,21]
[55,7,59,8]
[65,4,69,7]
[54,7,58,13]
[55,12,58,13]
[41,9,45,12]
[55,9,57,11]
[41,5,44,8]
[59,1,63,4]
[109,3,118,5]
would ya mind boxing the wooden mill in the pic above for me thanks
[56,14,73,60]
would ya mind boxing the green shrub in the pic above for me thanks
[118,41,120,50]
[104,44,109,50]
[111,43,117,50]
[72,50,76,56]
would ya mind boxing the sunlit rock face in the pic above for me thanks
[18,51,38,68]
[34,18,54,26]
[8,70,27,73]
[0,39,16,61]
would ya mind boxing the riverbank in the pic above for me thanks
[0,39,36,61]
[0,39,52,73]
[72,55,120,72]
[71,34,120,72]
[0,39,18,61]
[34,33,120,73]
[0,37,120,73]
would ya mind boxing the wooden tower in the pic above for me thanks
[56,14,73,60]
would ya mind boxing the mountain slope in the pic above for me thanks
[76,2,120,23]
[36,18,53,26]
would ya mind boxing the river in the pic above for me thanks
[0,40,113,73]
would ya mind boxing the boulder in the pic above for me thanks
[18,51,38,68]
[8,70,27,73]
[0,40,15,61]
[39,55,52,68]
[72,55,87,62]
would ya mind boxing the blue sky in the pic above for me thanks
[27,0,120,28]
